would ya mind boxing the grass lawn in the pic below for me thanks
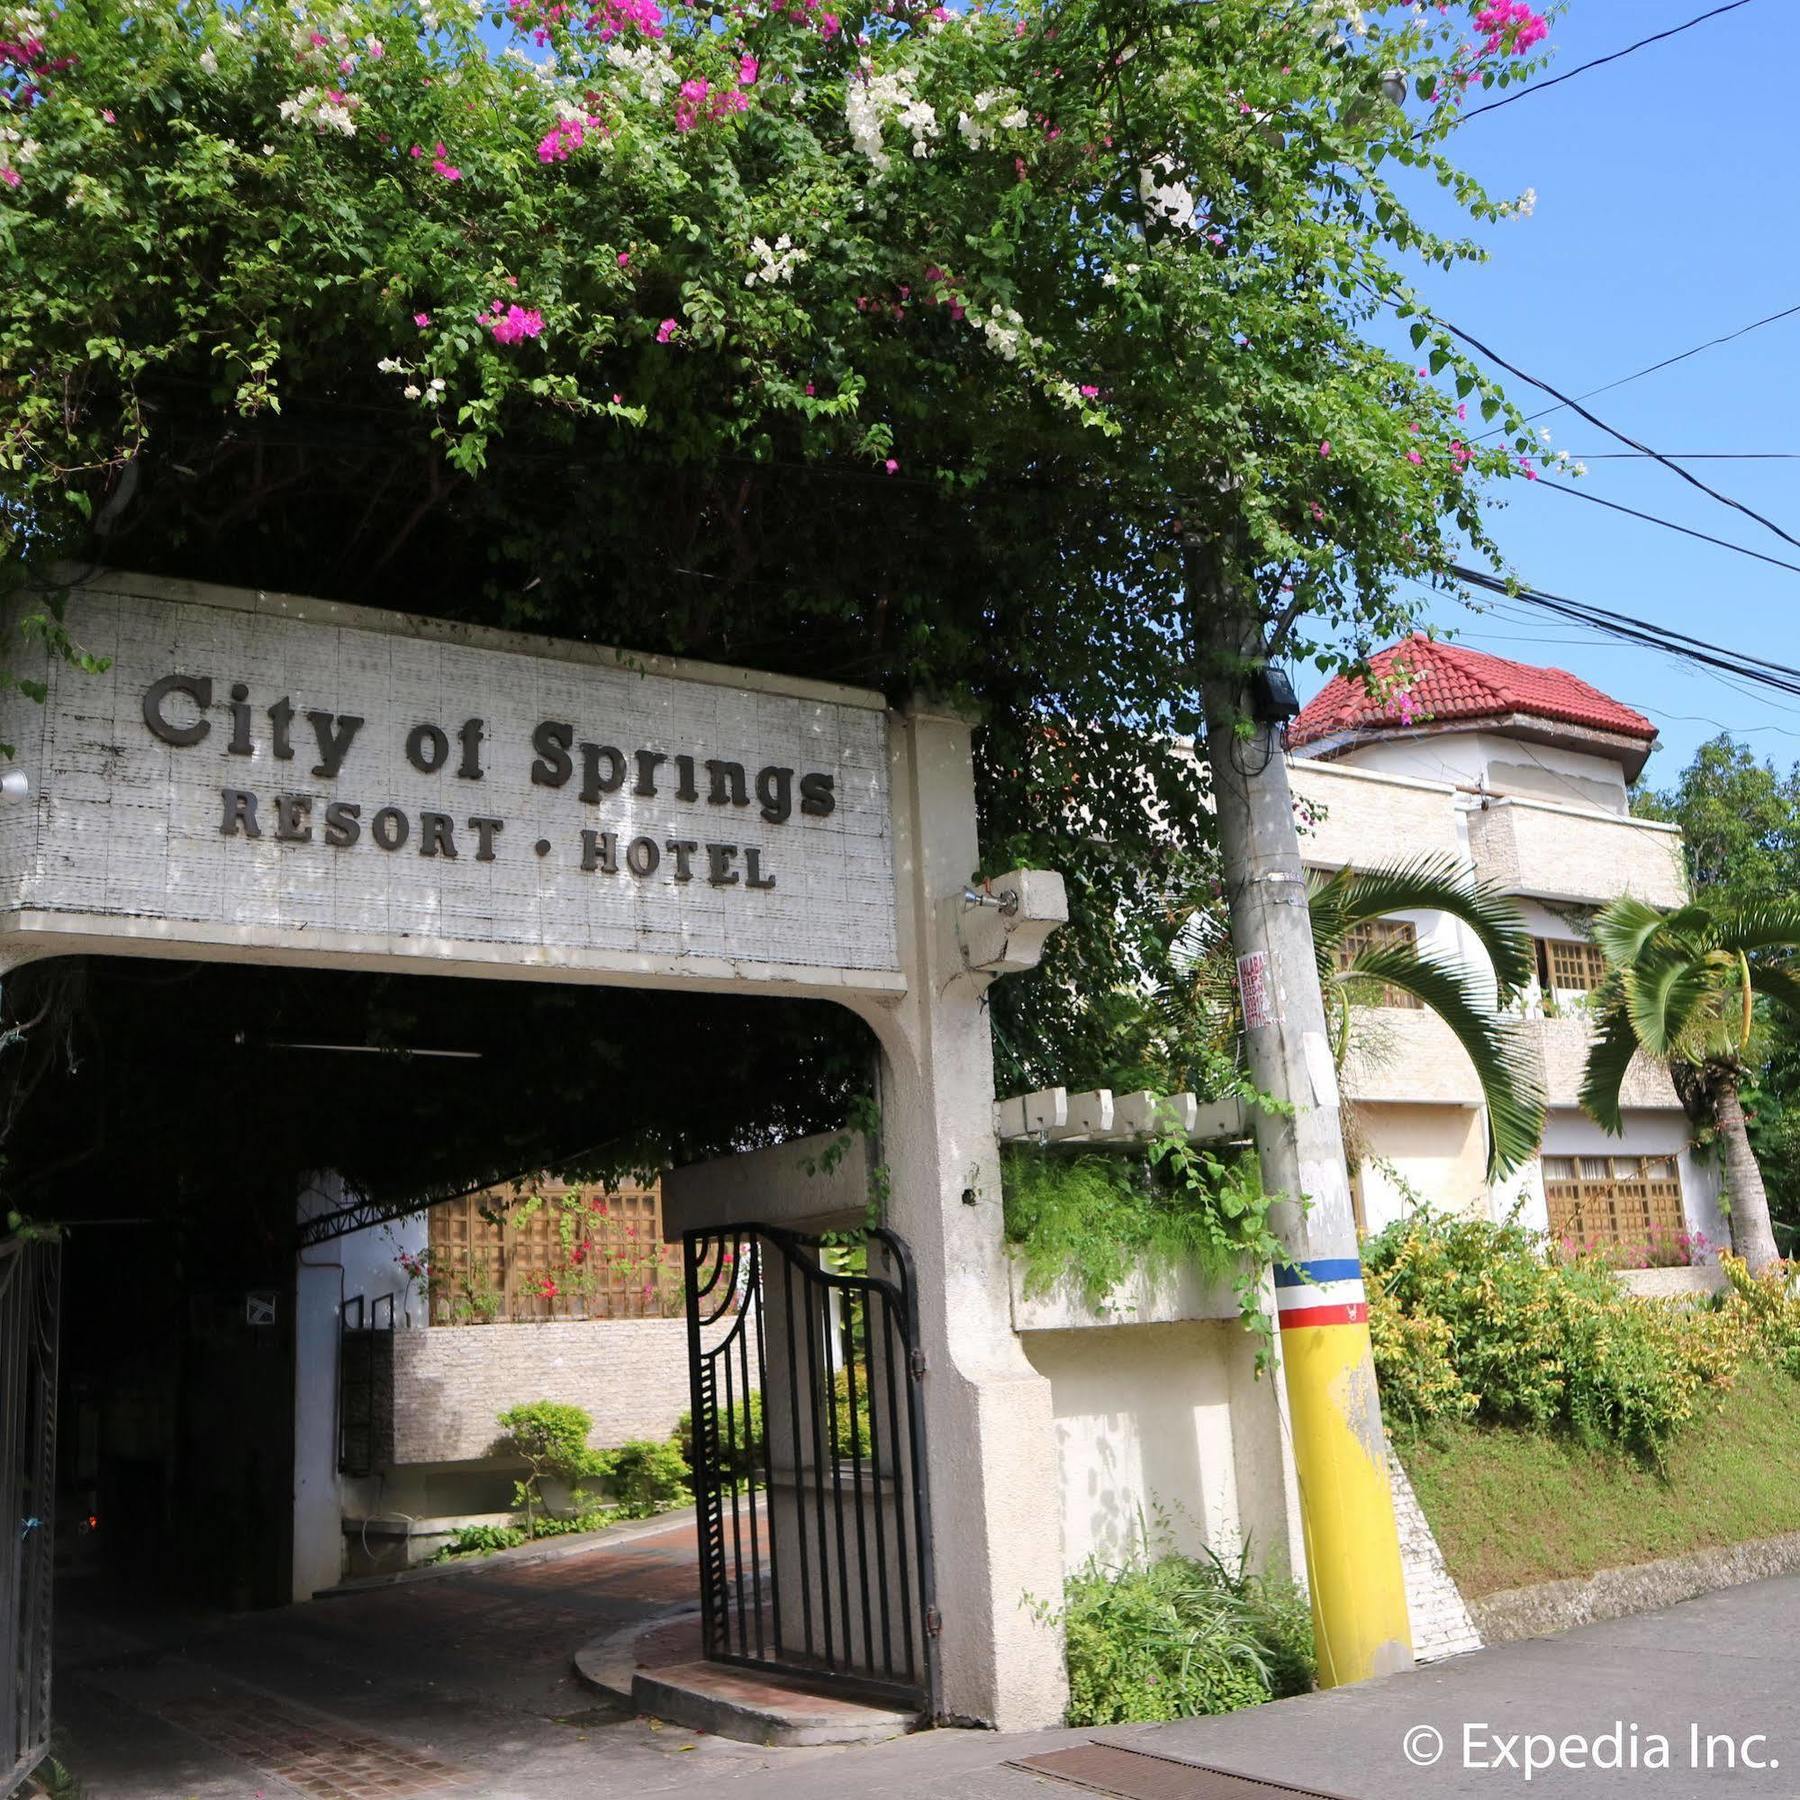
[1397,1364,1800,1598]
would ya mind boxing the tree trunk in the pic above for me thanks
[1715,1077,1782,1272]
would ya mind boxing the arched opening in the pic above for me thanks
[12,950,898,1786]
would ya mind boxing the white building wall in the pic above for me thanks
[1018,1316,1301,1582]
[291,1175,424,1600]
[1311,729,1630,815]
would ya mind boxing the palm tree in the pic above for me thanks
[1581,896,1800,1271]
[1170,856,1545,1181]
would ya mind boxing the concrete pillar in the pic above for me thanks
[847,703,1068,1730]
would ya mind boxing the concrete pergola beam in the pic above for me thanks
[993,1087,1248,1147]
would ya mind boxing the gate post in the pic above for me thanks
[847,702,1069,1730]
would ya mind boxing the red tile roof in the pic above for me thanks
[1289,635,1657,749]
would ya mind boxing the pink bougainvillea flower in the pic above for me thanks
[1309,501,1325,522]
[738,53,759,86]
[616,250,630,268]
[1518,456,1539,479]
[884,459,899,474]
[413,312,431,328]
[1080,384,1100,399]
[612,392,622,403]
[1475,0,1548,56]
[486,304,545,345]
[1318,440,1331,457]
[101,108,116,123]
[675,77,709,131]
[656,317,678,343]
[430,141,462,180]
[1406,421,1420,432]
[409,143,424,158]
[1456,402,1468,421]
[0,168,19,189]
[805,382,815,396]
[1406,448,1423,465]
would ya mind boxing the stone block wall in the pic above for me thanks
[388,1319,702,1466]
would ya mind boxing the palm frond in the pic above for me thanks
[1342,943,1545,1178]
[1749,962,1800,1022]
[1712,899,1800,955]
[1591,896,1677,969]
[1307,855,1533,997]
[1621,951,1718,1060]
[1578,1001,1644,1136]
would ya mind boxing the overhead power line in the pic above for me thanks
[1513,299,1800,432]
[1456,0,1761,124]
[1438,315,1800,555]
[1573,453,1800,462]
[1448,564,1800,701]
[1531,478,1800,580]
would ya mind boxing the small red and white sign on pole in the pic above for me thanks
[1237,950,1279,1030]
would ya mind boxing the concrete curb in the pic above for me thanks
[1470,1529,1800,1643]
[315,1505,697,1597]
[572,1606,705,1705]
[630,1661,919,1748]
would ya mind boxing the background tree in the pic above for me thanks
[1637,736,1800,1248]
[0,0,1556,1178]
[1581,895,1800,1272]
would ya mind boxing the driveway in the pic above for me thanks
[54,1516,842,1800]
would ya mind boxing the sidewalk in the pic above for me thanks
[699,1570,1800,1799]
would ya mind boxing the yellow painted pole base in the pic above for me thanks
[1278,1299,1414,1687]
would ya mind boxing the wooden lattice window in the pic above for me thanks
[1543,1155,1686,1260]
[1336,917,1423,1009]
[426,1180,681,1324]
[1535,936,1608,994]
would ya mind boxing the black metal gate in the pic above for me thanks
[683,1224,937,1715]
[0,1237,59,1795]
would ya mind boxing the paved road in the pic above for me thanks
[54,1527,1800,1800]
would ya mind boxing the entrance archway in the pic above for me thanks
[0,569,1071,1761]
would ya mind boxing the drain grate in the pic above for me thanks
[1010,1745,1353,1800]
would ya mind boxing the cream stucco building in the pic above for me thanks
[1286,636,1727,1264]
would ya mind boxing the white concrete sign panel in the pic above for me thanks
[0,573,901,991]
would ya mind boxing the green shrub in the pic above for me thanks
[526,1509,613,1539]
[592,1438,692,1519]
[675,1393,764,1484]
[1048,1543,1314,1726]
[497,1399,606,1534]
[432,1522,527,1561]
[1364,1213,1741,1462]
[1000,1139,1275,1332]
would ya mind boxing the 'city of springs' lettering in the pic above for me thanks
[140,673,838,892]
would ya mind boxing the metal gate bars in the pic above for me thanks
[0,1236,59,1796]
[683,1224,937,1716]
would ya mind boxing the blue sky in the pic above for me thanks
[1306,0,1800,792]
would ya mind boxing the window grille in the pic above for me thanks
[426,1181,680,1323]
[1535,936,1608,994]
[1542,1154,1686,1257]
[1335,917,1424,1009]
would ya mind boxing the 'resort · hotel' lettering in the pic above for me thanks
[140,671,837,892]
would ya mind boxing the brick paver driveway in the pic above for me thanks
[54,1517,841,1800]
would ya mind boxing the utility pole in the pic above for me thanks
[1194,550,1414,1688]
